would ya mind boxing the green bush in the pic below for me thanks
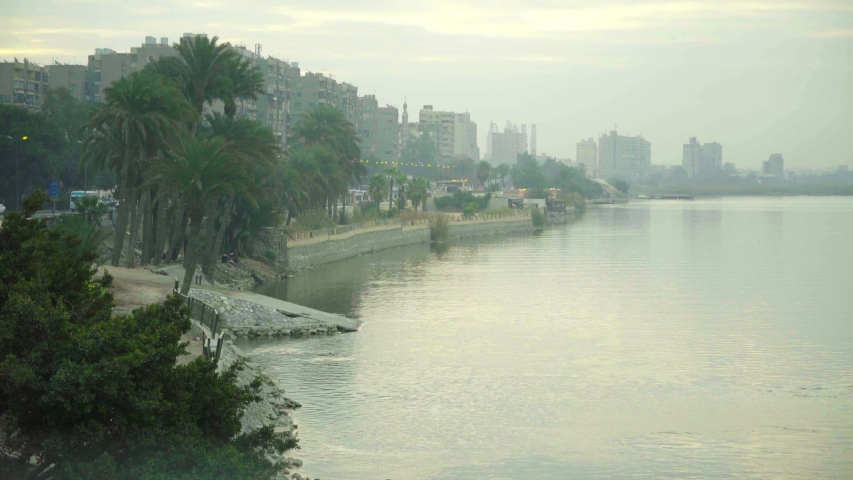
[0,191,291,478]
[338,208,349,225]
[531,208,545,228]
[431,214,449,242]
[292,208,336,231]
[434,191,491,211]
[264,249,276,263]
[462,201,478,218]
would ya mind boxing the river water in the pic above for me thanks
[242,197,853,479]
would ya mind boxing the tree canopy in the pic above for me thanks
[0,190,290,478]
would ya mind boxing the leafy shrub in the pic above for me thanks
[264,249,276,263]
[292,208,336,231]
[531,208,545,228]
[462,201,478,218]
[434,191,491,211]
[338,208,349,225]
[431,214,449,242]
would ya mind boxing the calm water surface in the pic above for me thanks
[244,197,853,479]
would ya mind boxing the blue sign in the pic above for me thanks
[49,181,60,201]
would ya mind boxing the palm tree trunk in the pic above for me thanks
[140,190,154,266]
[165,205,187,263]
[180,213,203,295]
[110,164,131,267]
[125,190,146,268]
[388,179,394,211]
[205,194,235,281]
[151,195,171,266]
[200,199,219,280]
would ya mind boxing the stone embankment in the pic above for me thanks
[445,214,533,239]
[271,214,533,272]
[188,289,340,338]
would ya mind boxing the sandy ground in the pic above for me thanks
[95,266,203,364]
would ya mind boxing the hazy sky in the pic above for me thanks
[3,0,852,169]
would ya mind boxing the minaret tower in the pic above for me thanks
[400,98,409,150]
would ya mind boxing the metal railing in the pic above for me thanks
[173,284,223,362]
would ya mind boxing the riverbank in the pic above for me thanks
[277,213,534,272]
[634,183,853,196]
[97,266,352,478]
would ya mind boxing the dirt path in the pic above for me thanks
[96,266,202,364]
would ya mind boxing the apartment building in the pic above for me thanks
[682,137,723,177]
[0,59,50,111]
[576,138,597,172]
[358,95,399,163]
[488,121,527,165]
[335,82,359,128]
[417,105,479,162]
[598,130,651,180]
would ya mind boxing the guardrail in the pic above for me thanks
[173,285,223,362]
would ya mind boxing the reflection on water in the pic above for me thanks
[243,197,853,479]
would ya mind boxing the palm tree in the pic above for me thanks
[394,171,408,211]
[289,105,364,190]
[73,196,108,226]
[498,163,510,187]
[198,113,278,278]
[222,57,264,119]
[476,161,492,187]
[83,71,190,267]
[385,167,401,211]
[367,174,389,211]
[171,35,237,120]
[408,178,429,212]
[147,135,251,294]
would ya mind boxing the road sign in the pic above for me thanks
[49,181,60,202]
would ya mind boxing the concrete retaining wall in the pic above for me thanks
[284,224,431,271]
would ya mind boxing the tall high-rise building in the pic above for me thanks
[763,154,784,177]
[598,130,651,180]
[488,121,527,165]
[576,138,597,172]
[417,105,479,161]
[682,137,702,177]
[683,137,723,177]
[358,95,399,163]
[530,124,537,156]
[701,142,723,172]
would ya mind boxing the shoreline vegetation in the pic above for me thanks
[634,184,853,197]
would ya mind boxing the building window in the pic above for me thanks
[147,55,154,63]
[43,73,49,83]
[94,72,102,82]
[28,82,36,91]
[0,94,11,103]
[13,80,24,89]
[27,94,35,104]
[34,72,41,81]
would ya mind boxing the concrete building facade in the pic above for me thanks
[417,105,479,162]
[358,95,399,163]
[763,154,784,178]
[46,64,88,102]
[683,137,723,177]
[488,121,527,165]
[0,59,51,111]
[597,130,651,180]
[576,138,597,172]
[87,36,177,103]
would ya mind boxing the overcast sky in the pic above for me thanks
[3,0,852,169]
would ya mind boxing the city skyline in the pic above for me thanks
[2,0,852,169]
